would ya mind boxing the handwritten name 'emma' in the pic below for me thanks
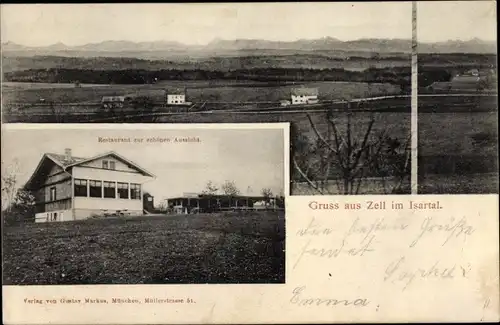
[290,286,369,307]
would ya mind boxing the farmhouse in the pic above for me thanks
[101,96,127,104]
[290,88,319,105]
[101,95,131,109]
[166,88,187,105]
[25,149,155,223]
[426,69,490,93]
[450,73,481,89]
[442,69,493,92]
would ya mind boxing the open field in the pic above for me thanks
[158,109,495,155]
[2,211,285,285]
[418,173,498,194]
[1,79,496,193]
[292,172,498,195]
[2,80,401,106]
[4,100,495,158]
[419,111,497,157]
[418,111,498,192]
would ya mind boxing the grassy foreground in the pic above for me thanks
[2,211,285,285]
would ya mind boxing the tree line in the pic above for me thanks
[5,66,479,91]
[4,67,412,86]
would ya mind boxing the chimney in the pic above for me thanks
[64,148,72,161]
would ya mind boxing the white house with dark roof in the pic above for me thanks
[290,88,319,105]
[24,149,155,223]
[166,88,187,105]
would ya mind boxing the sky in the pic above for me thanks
[418,1,496,42]
[2,2,495,47]
[0,2,415,46]
[1,126,286,203]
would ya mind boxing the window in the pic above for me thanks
[103,160,116,170]
[89,180,102,198]
[74,179,88,197]
[130,183,141,200]
[53,212,57,221]
[50,186,56,201]
[117,182,129,199]
[104,181,116,198]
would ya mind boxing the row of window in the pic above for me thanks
[74,179,141,200]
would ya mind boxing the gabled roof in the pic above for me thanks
[165,87,186,95]
[45,153,87,167]
[291,87,319,96]
[24,151,155,190]
[24,154,74,190]
[66,151,156,178]
[101,96,126,102]
[452,75,480,83]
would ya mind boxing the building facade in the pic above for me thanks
[101,96,127,107]
[166,93,186,105]
[25,149,155,223]
[167,194,285,214]
[291,88,319,105]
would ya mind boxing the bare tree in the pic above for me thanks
[261,188,273,206]
[202,180,219,195]
[1,159,20,213]
[292,101,410,195]
[221,180,240,196]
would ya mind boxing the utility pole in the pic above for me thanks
[411,1,418,195]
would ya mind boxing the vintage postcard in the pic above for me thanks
[1,1,499,324]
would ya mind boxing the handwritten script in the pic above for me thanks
[292,208,478,295]
[290,286,370,308]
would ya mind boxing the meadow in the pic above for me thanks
[2,80,401,106]
[2,74,496,194]
[2,211,285,285]
[154,99,495,159]
[158,109,497,194]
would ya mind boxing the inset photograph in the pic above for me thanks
[1,124,287,284]
[417,0,498,194]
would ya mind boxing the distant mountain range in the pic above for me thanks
[1,37,496,59]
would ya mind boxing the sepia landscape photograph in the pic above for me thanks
[0,2,497,197]
[416,0,498,194]
[1,125,286,285]
[1,2,416,195]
